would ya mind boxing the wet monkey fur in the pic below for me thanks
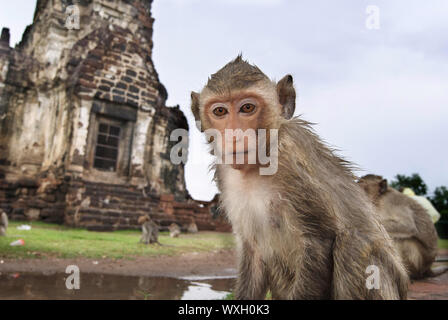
[191,55,409,300]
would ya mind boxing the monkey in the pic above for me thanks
[190,55,409,300]
[168,223,181,238]
[358,174,448,279]
[0,211,8,236]
[186,220,198,233]
[138,215,160,245]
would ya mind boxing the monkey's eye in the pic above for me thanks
[240,103,256,114]
[213,107,228,117]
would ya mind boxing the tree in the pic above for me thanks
[430,186,448,218]
[389,173,428,196]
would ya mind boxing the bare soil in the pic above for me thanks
[0,249,238,278]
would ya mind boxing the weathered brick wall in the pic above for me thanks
[0,177,230,232]
[0,0,231,232]
[0,0,173,182]
[0,176,67,224]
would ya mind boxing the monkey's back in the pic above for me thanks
[377,189,438,278]
[239,118,407,299]
[277,118,409,299]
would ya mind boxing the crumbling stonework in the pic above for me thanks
[0,0,230,232]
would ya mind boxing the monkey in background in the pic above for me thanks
[191,55,408,299]
[169,223,181,238]
[358,175,447,279]
[186,220,198,233]
[0,211,8,236]
[138,215,160,245]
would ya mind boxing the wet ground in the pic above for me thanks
[2,268,447,300]
[0,250,447,300]
[408,261,448,300]
[0,272,236,300]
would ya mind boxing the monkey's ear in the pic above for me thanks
[191,91,203,132]
[379,179,388,194]
[276,75,296,119]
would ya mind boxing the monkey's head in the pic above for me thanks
[137,215,150,225]
[169,223,179,230]
[358,174,388,203]
[191,55,296,170]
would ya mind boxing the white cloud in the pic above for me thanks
[218,0,283,6]
[153,0,448,200]
[0,1,35,46]
[164,0,283,7]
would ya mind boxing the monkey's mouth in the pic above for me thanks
[219,148,257,159]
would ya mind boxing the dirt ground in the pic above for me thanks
[0,249,238,278]
[1,249,447,299]
[408,249,448,300]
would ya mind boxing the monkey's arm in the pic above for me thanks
[235,240,269,300]
[140,224,148,243]
[332,230,408,300]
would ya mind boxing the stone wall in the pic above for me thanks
[0,0,231,232]
[0,176,230,232]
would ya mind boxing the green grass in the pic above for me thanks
[1,220,444,261]
[438,238,448,249]
[0,221,235,259]
[223,292,235,300]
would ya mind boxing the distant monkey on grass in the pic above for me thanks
[169,223,181,238]
[191,55,409,299]
[138,215,160,245]
[187,221,198,233]
[0,211,8,236]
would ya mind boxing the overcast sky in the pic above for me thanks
[1,0,447,200]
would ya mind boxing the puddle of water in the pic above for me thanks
[179,275,236,281]
[0,272,236,300]
[181,281,231,300]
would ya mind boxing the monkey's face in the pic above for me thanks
[206,90,268,164]
[199,84,284,171]
[191,56,296,170]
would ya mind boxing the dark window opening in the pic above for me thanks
[94,123,121,171]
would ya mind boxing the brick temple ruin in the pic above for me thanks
[0,0,230,232]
